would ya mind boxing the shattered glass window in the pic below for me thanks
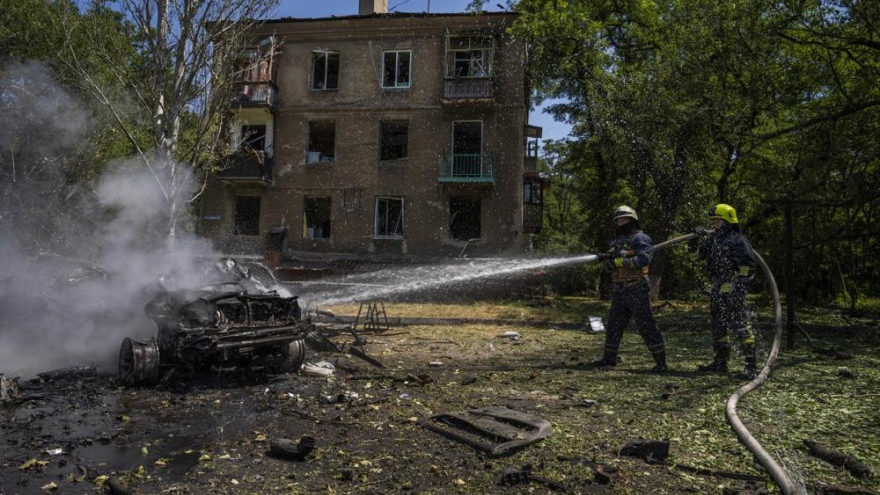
[233,196,261,236]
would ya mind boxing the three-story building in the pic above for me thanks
[198,0,544,265]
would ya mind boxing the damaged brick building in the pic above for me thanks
[198,0,545,266]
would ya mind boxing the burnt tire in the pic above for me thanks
[118,337,160,386]
[270,339,306,374]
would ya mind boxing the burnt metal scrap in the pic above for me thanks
[619,438,670,462]
[1,374,20,402]
[421,406,553,456]
[500,463,573,492]
[304,309,386,368]
[118,259,312,385]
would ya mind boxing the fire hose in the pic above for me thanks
[647,233,805,495]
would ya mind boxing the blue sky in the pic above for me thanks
[274,0,489,17]
[272,0,572,144]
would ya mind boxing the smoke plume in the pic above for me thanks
[0,61,214,379]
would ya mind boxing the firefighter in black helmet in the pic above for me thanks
[689,204,758,379]
[593,206,668,373]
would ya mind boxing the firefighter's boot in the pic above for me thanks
[698,343,729,373]
[736,345,758,380]
[697,359,727,373]
[651,350,668,373]
[591,351,618,369]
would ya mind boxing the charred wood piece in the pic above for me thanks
[804,439,872,479]
[269,436,315,461]
[619,438,670,462]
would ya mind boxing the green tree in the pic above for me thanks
[474,0,880,305]
[59,0,280,252]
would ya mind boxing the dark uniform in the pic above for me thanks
[690,223,757,377]
[596,223,667,372]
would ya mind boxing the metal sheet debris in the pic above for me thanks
[421,406,553,456]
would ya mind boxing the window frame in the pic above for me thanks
[239,124,267,152]
[445,35,493,78]
[379,120,409,162]
[449,196,481,241]
[311,50,340,91]
[306,120,336,163]
[381,50,412,89]
[233,195,261,236]
[374,196,404,239]
[303,196,332,239]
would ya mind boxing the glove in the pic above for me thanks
[719,282,733,293]
[694,226,709,237]
[614,257,626,268]
[604,257,626,270]
[597,253,611,261]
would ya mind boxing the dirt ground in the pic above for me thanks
[2,300,878,495]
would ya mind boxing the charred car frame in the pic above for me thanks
[118,263,311,385]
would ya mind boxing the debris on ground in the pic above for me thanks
[269,436,316,461]
[557,456,619,485]
[586,316,606,333]
[421,406,552,456]
[500,463,572,492]
[1,374,20,401]
[619,438,670,462]
[805,439,872,479]
[301,360,336,377]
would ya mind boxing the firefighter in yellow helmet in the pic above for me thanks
[593,206,667,373]
[689,204,758,379]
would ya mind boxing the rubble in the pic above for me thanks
[0,374,20,401]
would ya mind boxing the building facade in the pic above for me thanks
[198,2,544,263]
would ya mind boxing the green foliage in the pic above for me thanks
[510,0,880,307]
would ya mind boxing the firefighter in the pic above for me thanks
[689,203,758,379]
[593,206,668,373]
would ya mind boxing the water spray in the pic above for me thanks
[653,233,804,495]
[290,232,800,492]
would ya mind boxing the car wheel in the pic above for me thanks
[271,339,306,374]
[118,337,160,386]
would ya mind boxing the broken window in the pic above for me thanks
[304,197,331,239]
[446,36,493,78]
[452,121,483,175]
[233,196,261,236]
[524,180,542,204]
[382,50,411,88]
[240,124,266,152]
[375,197,404,238]
[312,51,340,90]
[449,197,481,241]
[379,121,408,161]
[307,120,335,163]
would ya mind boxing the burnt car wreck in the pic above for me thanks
[118,262,311,385]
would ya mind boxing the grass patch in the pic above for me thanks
[323,295,880,494]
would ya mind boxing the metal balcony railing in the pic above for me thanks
[230,81,278,110]
[439,152,494,183]
[442,78,493,101]
[216,152,274,185]
[523,203,543,234]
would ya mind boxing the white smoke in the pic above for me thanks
[0,61,216,379]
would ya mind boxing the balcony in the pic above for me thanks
[216,152,274,186]
[442,78,494,104]
[439,152,495,184]
[523,203,543,234]
[230,81,278,112]
[524,125,542,173]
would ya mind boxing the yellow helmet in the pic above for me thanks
[708,204,738,224]
[613,205,639,222]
